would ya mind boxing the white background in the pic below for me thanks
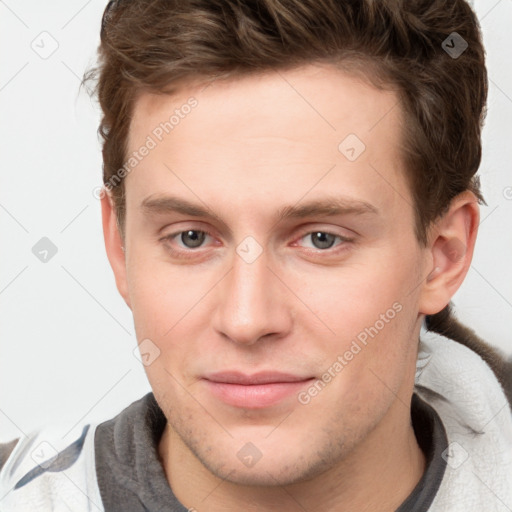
[0,0,511,442]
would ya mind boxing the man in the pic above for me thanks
[1,0,511,510]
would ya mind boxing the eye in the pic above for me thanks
[298,231,350,250]
[174,230,210,249]
[159,228,218,261]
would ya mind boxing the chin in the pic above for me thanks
[204,454,332,487]
[185,430,347,488]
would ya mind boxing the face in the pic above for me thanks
[118,64,430,486]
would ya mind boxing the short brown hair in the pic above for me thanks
[84,0,487,245]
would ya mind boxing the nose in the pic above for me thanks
[211,247,293,346]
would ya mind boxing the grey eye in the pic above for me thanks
[309,232,337,249]
[180,230,206,248]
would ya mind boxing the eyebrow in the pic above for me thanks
[277,197,378,220]
[140,195,378,223]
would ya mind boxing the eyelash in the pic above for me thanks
[160,228,354,260]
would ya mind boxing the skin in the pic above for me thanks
[102,63,479,511]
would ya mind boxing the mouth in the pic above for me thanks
[202,371,315,409]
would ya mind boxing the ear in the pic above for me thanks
[418,191,480,315]
[101,190,131,309]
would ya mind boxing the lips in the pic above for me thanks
[202,371,314,409]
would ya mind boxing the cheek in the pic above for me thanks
[295,243,421,391]
[126,256,205,379]
[127,251,207,334]
[127,266,196,396]
[297,247,417,340]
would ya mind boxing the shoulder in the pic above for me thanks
[415,332,512,509]
[0,393,159,512]
[417,330,511,419]
[425,307,512,406]
[0,424,103,511]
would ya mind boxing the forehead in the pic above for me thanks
[126,63,409,221]
[130,63,401,144]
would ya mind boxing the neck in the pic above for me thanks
[158,395,426,512]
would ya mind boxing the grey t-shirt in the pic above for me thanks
[92,392,447,511]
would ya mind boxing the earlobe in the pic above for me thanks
[100,190,131,309]
[419,191,480,315]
